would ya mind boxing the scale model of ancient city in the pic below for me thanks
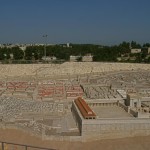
[0,62,150,141]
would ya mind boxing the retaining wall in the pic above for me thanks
[82,118,150,140]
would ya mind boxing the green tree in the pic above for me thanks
[11,47,24,60]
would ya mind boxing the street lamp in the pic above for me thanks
[43,35,48,62]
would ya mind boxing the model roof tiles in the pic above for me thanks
[74,97,96,119]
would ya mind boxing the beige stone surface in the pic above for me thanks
[93,106,133,118]
[0,62,150,78]
[0,129,150,150]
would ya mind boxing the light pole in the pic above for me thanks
[43,35,48,62]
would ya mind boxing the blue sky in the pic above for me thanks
[0,0,150,45]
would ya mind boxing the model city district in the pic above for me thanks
[0,62,150,141]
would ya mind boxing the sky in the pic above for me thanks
[0,0,150,45]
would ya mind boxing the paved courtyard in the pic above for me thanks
[92,106,133,118]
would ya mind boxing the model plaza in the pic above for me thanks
[0,62,150,141]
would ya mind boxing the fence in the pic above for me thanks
[0,141,56,150]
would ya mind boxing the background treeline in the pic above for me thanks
[0,41,150,63]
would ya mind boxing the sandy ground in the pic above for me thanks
[0,129,150,150]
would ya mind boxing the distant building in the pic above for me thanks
[131,49,141,54]
[70,55,80,62]
[42,56,56,61]
[67,43,70,48]
[117,57,122,61]
[129,56,136,61]
[10,53,14,59]
[19,46,26,51]
[82,54,93,62]
[0,44,4,48]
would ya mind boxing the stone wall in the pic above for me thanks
[0,122,83,142]
[71,101,82,134]
[82,118,150,140]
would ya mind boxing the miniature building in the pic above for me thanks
[126,93,141,108]
[72,96,150,138]
[117,89,127,98]
[74,97,96,119]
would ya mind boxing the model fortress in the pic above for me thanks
[0,62,150,141]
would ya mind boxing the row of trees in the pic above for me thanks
[0,47,24,60]
[0,41,150,63]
